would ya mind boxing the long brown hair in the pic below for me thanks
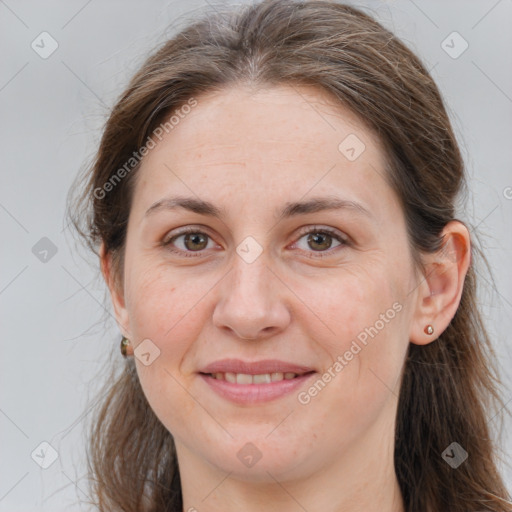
[67,1,512,510]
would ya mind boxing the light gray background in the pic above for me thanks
[1,1,511,510]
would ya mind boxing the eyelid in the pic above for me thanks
[162,225,216,245]
[162,224,350,257]
[292,225,349,245]
[161,225,220,258]
[288,225,350,256]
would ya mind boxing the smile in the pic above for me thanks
[199,371,316,404]
[205,371,303,384]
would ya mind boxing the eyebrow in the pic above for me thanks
[144,195,373,221]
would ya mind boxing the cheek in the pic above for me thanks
[126,265,214,433]
[294,271,407,452]
[300,264,404,350]
[304,265,408,400]
[126,261,212,342]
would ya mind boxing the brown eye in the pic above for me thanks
[293,227,348,257]
[163,229,214,256]
[307,232,334,251]
[182,232,208,251]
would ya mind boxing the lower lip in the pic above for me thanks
[199,372,316,404]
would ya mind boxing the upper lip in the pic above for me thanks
[200,358,315,375]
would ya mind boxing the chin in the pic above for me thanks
[197,434,314,482]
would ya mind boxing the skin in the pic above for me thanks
[101,84,471,512]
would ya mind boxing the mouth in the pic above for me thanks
[198,359,317,404]
[200,371,314,384]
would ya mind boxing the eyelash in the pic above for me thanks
[161,225,350,259]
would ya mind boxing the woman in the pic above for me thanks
[68,0,512,510]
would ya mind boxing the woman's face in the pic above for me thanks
[110,84,421,481]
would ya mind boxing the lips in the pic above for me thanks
[208,371,302,384]
[198,358,316,404]
[200,358,315,376]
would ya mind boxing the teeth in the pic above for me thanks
[253,374,271,384]
[236,373,253,384]
[210,372,299,383]
[225,372,236,383]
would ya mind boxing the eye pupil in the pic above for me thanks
[168,228,342,256]
[184,233,208,251]
[307,232,332,251]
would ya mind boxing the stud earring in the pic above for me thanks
[424,324,434,335]
[120,337,134,357]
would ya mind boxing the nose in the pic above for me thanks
[212,252,291,341]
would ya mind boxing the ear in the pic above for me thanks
[409,220,471,345]
[99,241,131,339]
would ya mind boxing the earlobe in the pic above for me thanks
[409,221,471,346]
[99,242,131,339]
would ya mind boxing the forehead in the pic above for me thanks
[133,84,393,218]
[163,84,381,160]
